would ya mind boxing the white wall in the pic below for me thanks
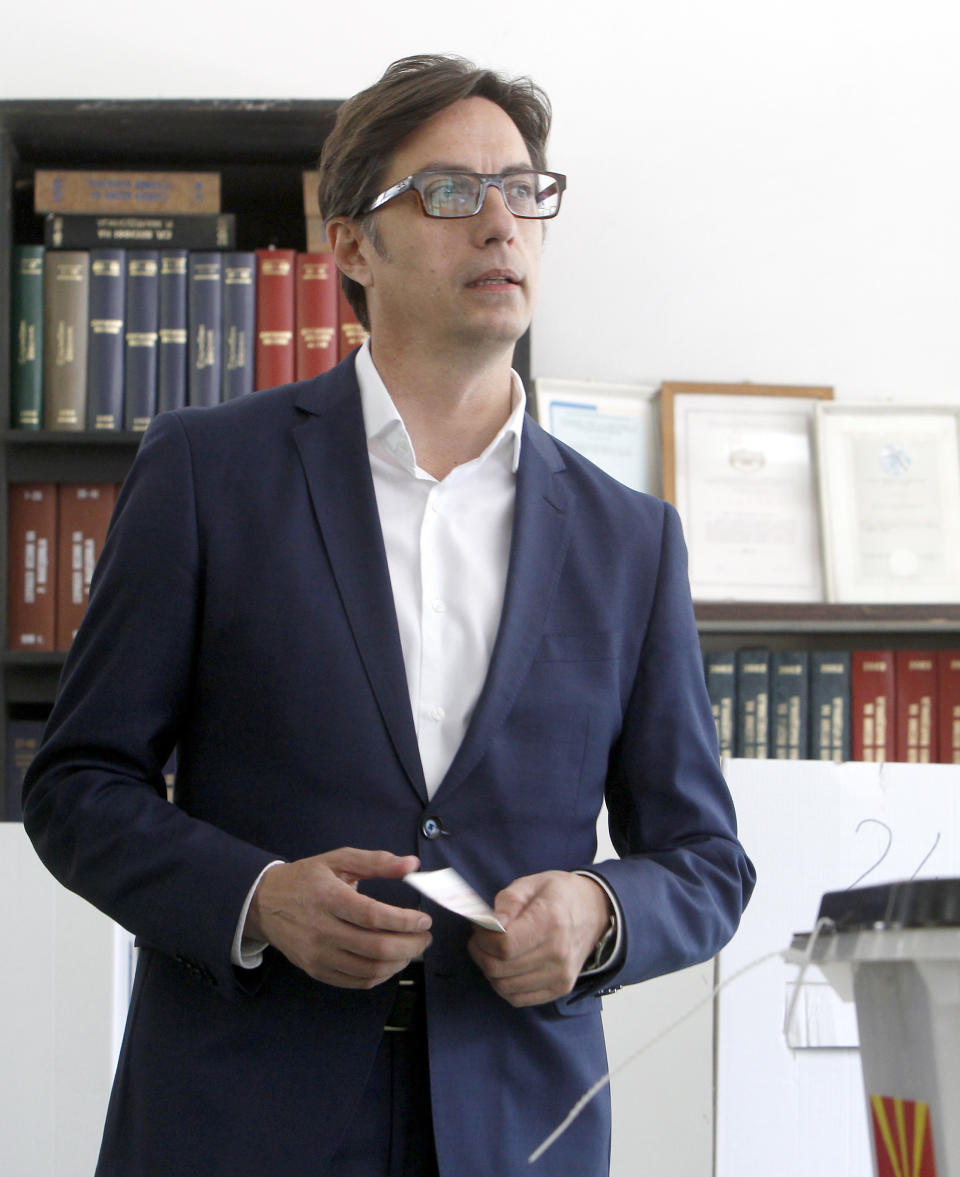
[3,0,958,403]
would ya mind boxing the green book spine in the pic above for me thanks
[10,245,45,429]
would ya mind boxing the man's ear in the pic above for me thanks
[327,218,374,290]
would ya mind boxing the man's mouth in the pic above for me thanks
[466,271,521,288]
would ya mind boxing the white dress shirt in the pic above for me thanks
[356,340,524,798]
[232,342,620,971]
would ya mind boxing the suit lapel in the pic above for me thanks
[438,419,573,798]
[292,364,427,802]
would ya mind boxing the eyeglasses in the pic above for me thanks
[365,170,567,219]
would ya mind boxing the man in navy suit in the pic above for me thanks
[24,55,754,1177]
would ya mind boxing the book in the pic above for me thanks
[735,648,770,758]
[55,484,117,649]
[188,252,223,407]
[5,714,47,820]
[296,252,339,379]
[222,252,256,400]
[44,212,235,249]
[306,216,330,253]
[42,251,90,430]
[123,251,160,431]
[85,248,126,430]
[851,650,896,762]
[302,169,322,217]
[703,651,736,759]
[10,245,44,429]
[895,650,937,763]
[255,248,296,390]
[937,650,960,765]
[7,483,57,651]
[771,650,809,760]
[809,651,851,762]
[157,250,189,414]
[35,169,221,215]
[337,284,369,362]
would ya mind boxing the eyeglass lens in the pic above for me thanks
[420,172,560,218]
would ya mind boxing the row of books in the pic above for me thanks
[705,648,960,764]
[7,482,117,652]
[10,245,366,432]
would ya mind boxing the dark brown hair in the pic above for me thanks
[317,54,552,329]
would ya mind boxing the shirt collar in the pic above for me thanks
[355,339,525,475]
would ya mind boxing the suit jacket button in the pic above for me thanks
[421,816,444,840]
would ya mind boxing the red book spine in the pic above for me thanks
[851,650,896,762]
[295,253,339,379]
[7,483,57,651]
[337,284,369,363]
[895,650,938,763]
[937,650,960,765]
[55,483,117,650]
[254,248,296,390]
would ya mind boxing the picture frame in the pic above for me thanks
[534,377,660,495]
[660,381,833,602]
[814,402,960,603]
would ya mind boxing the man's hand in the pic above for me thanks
[467,871,612,1007]
[245,848,432,988]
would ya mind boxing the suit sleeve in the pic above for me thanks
[22,413,279,997]
[583,502,755,990]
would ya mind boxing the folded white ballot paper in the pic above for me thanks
[403,867,506,932]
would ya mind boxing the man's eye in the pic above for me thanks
[505,180,533,199]
[424,177,474,206]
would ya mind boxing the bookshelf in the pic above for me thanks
[0,99,347,817]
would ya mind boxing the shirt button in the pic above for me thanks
[430,706,445,722]
[432,599,446,613]
[421,816,445,839]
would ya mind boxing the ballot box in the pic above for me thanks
[794,878,960,1177]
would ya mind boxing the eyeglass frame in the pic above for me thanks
[364,169,567,219]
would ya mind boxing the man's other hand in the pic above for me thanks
[245,848,432,987]
[467,871,612,1006]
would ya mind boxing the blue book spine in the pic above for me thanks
[123,250,160,431]
[6,716,46,820]
[704,650,737,760]
[809,651,852,762]
[85,248,126,430]
[771,650,810,760]
[221,252,256,400]
[157,250,188,414]
[735,648,771,758]
[188,252,223,407]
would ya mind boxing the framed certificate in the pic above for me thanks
[815,403,960,603]
[534,378,660,495]
[661,381,833,602]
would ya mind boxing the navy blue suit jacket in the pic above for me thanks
[24,355,754,1177]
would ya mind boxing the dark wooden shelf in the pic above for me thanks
[695,602,960,633]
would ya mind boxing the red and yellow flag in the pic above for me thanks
[870,1095,937,1177]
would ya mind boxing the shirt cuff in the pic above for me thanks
[574,870,624,976]
[231,860,284,969]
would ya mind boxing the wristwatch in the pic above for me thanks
[583,913,617,972]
